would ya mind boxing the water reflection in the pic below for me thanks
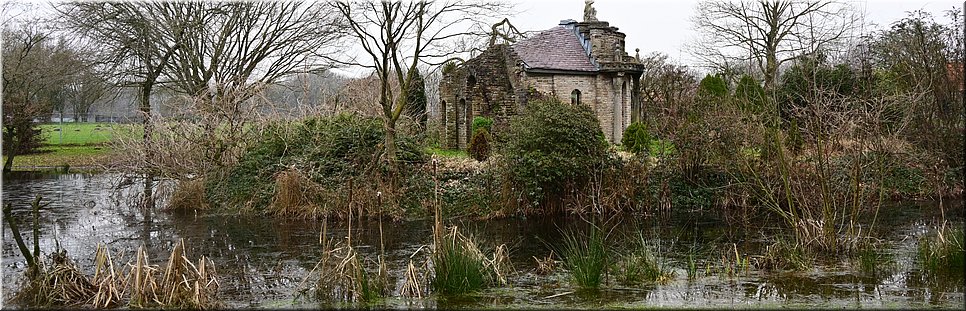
[2,173,963,309]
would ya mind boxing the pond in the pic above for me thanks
[2,173,963,309]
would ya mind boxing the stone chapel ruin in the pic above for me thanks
[439,0,645,149]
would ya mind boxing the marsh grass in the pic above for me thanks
[916,223,965,281]
[704,243,753,277]
[853,240,894,277]
[167,178,210,211]
[559,224,610,289]
[432,227,510,295]
[685,247,700,281]
[614,235,675,285]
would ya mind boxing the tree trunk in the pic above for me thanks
[3,127,21,173]
[3,151,14,173]
[384,119,397,170]
[140,83,155,210]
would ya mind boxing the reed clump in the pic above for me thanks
[614,235,675,285]
[125,240,221,309]
[431,226,512,295]
[269,167,321,218]
[167,177,210,211]
[559,225,610,289]
[916,223,965,281]
[13,249,97,308]
[532,250,559,275]
[304,223,390,303]
[10,240,220,309]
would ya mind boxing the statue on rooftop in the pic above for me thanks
[584,0,598,22]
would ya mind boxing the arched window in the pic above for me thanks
[467,75,477,87]
[571,89,581,105]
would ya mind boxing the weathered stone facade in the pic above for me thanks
[440,4,645,149]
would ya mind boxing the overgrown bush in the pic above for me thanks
[501,99,612,210]
[468,129,492,162]
[471,116,493,135]
[621,122,651,155]
[204,113,425,217]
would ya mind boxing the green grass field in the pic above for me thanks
[5,123,141,170]
[426,147,468,159]
[40,122,129,145]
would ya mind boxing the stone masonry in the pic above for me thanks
[439,1,645,149]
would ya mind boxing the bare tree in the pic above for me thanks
[638,52,698,123]
[1,23,75,172]
[59,2,196,208]
[329,0,508,170]
[65,65,113,122]
[164,2,343,112]
[689,0,858,90]
[159,1,346,166]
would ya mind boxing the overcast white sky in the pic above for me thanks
[5,0,962,77]
[509,0,963,68]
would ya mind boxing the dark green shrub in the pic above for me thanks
[501,99,611,208]
[204,113,426,213]
[471,116,493,135]
[733,74,766,114]
[468,128,492,162]
[696,74,729,101]
[621,122,651,155]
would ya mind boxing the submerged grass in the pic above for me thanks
[853,240,895,277]
[758,238,811,272]
[613,234,675,285]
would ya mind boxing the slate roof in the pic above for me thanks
[512,26,597,72]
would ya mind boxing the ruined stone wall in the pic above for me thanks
[439,44,523,149]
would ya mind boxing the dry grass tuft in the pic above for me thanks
[533,250,558,275]
[91,244,124,308]
[167,178,210,211]
[270,167,321,218]
[13,249,97,308]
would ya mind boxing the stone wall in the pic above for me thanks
[520,72,634,143]
[439,17,644,149]
[440,44,524,149]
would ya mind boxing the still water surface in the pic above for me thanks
[2,173,963,309]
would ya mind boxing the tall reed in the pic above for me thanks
[916,223,965,281]
[559,224,610,289]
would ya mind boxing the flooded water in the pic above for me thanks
[2,173,963,309]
